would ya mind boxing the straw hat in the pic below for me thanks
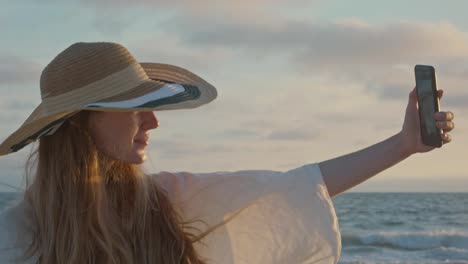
[0,42,217,156]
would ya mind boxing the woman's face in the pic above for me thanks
[88,111,159,164]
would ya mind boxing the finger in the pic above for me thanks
[409,87,417,101]
[437,89,444,99]
[434,111,455,121]
[442,133,452,144]
[436,121,455,132]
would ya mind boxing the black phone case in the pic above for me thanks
[414,65,443,148]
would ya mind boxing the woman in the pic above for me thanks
[0,42,455,264]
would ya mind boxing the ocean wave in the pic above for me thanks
[342,230,468,251]
[340,246,468,264]
[339,260,468,264]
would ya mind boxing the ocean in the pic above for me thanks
[1,192,467,263]
[334,193,468,264]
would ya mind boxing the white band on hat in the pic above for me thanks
[84,83,185,108]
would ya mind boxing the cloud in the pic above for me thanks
[149,127,317,161]
[149,138,231,159]
[0,113,25,124]
[76,0,317,38]
[266,129,319,141]
[128,36,233,72]
[171,18,468,107]
[161,18,468,69]
[443,94,468,109]
[209,126,321,142]
[79,0,313,18]
[91,14,131,38]
[366,82,410,101]
[4,100,37,110]
[0,55,42,84]
[213,128,262,140]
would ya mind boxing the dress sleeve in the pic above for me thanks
[153,163,342,264]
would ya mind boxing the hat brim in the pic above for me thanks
[0,62,217,156]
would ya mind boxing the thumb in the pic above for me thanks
[408,87,418,110]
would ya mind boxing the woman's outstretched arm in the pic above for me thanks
[319,88,455,197]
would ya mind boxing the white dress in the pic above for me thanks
[0,163,341,263]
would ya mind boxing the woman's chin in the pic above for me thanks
[129,153,146,164]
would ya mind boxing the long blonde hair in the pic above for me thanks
[20,111,208,264]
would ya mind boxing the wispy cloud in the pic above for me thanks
[443,94,468,109]
[153,17,468,107]
[0,113,26,124]
[0,55,42,84]
[92,14,131,38]
[159,18,468,69]
[213,128,263,140]
[266,129,320,141]
[79,0,313,18]
[5,100,37,110]
[128,35,233,72]
[149,138,230,159]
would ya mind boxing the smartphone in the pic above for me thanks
[414,65,442,148]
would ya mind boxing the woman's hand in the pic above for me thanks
[321,88,455,196]
[399,87,455,156]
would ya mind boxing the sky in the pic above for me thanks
[0,0,466,192]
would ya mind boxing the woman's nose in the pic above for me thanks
[141,112,159,130]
